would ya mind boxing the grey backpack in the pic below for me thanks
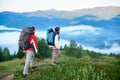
[18,27,34,51]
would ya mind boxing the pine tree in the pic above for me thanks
[17,50,25,59]
[0,47,4,62]
[3,47,10,61]
[37,38,52,59]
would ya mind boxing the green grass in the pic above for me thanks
[0,54,120,80]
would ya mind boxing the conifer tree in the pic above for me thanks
[3,47,10,61]
[37,38,52,59]
[0,47,3,62]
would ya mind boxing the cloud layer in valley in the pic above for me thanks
[61,25,103,36]
[0,25,120,54]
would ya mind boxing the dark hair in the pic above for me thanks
[31,26,35,31]
[55,26,60,31]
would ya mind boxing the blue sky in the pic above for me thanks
[0,0,120,12]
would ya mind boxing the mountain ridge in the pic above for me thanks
[0,6,120,29]
[23,6,120,20]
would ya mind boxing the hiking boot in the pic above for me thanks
[23,74,28,77]
[51,63,56,66]
[54,61,59,64]
[32,66,37,69]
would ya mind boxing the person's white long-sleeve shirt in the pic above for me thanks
[54,34,59,49]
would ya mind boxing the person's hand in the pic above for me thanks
[23,50,26,54]
[36,50,38,54]
[36,52,38,55]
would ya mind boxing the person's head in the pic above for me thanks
[55,26,60,32]
[31,26,35,33]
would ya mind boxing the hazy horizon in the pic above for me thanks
[0,0,120,12]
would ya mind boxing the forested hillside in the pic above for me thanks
[0,38,120,80]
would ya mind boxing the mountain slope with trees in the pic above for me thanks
[0,38,120,80]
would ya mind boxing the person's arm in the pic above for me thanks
[55,35,59,49]
[30,35,38,54]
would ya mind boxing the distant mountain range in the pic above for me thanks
[0,6,120,30]
[25,6,120,20]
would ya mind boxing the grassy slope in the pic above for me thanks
[0,54,120,80]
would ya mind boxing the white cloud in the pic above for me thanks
[0,32,20,53]
[0,25,21,31]
[61,25,103,35]
[0,26,119,54]
[36,30,46,39]
[83,43,120,54]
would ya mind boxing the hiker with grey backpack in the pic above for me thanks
[18,26,38,77]
[46,27,61,66]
